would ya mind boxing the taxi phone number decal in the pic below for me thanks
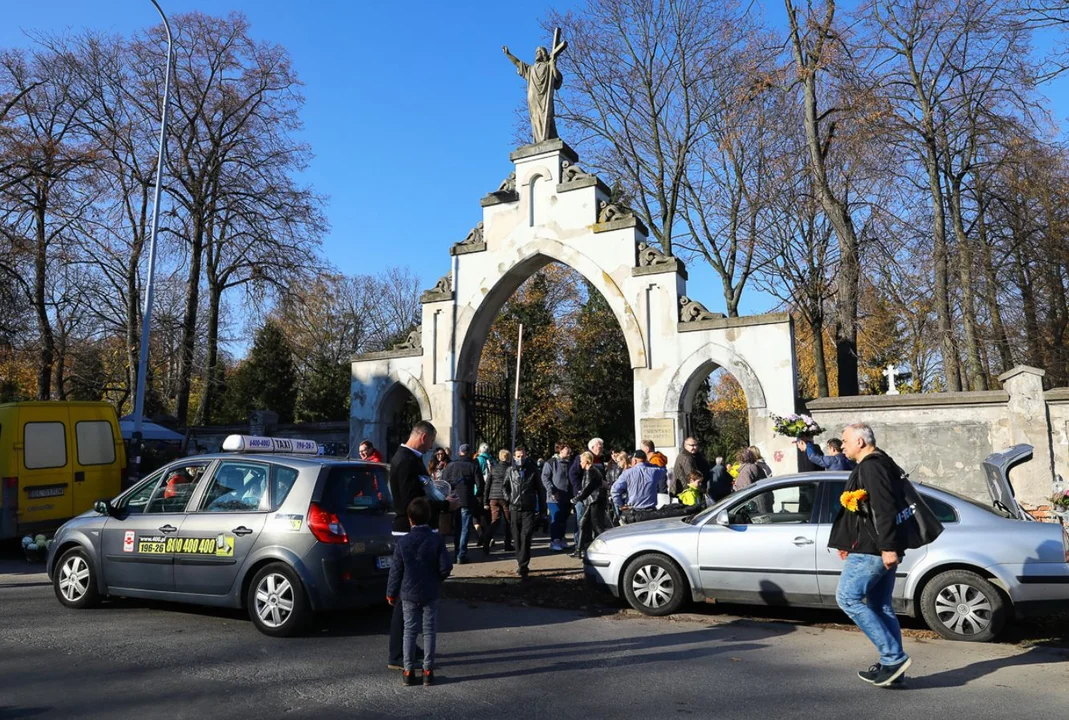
[137,534,235,557]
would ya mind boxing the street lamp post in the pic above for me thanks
[130,0,173,482]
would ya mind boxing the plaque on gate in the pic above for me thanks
[639,418,676,449]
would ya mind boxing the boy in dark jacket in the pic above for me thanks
[387,497,453,686]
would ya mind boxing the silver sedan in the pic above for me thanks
[584,445,1069,642]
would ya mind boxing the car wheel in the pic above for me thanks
[53,548,100,609]
[247,563,310,638]
[919,569,1006,642]
[622,553,687,616]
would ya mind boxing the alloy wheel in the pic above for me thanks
[254,573,295,628]
[631,564,674,609]
[59,556,90,602]
[934,583,992,636]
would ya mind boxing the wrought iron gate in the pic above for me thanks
[464,381,511,452]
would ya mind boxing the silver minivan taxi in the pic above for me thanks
[46,435,395,636]
[585,445,1069,642]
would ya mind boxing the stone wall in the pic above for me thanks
[186,418,351,455]
[805,366,1063,513]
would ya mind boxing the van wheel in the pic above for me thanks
[622,553,687,616]
[920,569,1006,642]
[54,548,100,609]
[247,563,310,637]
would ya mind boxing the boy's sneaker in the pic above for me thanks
[422,670,434,686]
[868,658,911,687]
[402,670,416,686]
[549,540,562,552]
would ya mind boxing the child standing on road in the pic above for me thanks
[386,497,454,686]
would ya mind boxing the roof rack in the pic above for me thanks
[221,435,319,455]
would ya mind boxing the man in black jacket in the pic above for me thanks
[671,437,711,497]
[441,443,483,564]
[504,446,542,579]
[828,422,911,687]
[386,420,459,670]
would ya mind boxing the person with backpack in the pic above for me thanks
[829,422,943,688]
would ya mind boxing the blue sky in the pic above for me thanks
[3,1,1067,340]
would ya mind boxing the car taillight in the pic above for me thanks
[1,477,16,515]
[2,477,16,490]
[307,502,348,544]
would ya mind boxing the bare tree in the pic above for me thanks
[784,0,865,396]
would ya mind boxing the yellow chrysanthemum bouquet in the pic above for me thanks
[840,489,869,513]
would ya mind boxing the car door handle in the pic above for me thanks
[793,537,814,546]
[232,526,254,536]
[159,524,178,534]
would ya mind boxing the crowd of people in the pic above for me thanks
[375,419,901,688]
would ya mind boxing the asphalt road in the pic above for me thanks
[2,576,1068,720]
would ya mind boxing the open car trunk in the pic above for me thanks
[980,445,1033,521]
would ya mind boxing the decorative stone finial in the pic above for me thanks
[637,241,671,267]
[598,201,634,224]
[679,296,723,323]
[497,173,517,194]
[461,222,484,246]
[394,325,423,351]
[561,161,593,184]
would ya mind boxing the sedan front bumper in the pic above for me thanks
[583,554,620,597]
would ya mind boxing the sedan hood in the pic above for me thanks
[981,445,1032,521]
[598,516,691,542]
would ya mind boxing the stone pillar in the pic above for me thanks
[998,365,1055,507]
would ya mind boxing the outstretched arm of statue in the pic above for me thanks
[502,46,522,69]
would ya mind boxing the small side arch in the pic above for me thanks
[373,367,433,422]
[663,341,767,415]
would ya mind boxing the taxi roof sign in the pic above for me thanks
[222,435,319,455]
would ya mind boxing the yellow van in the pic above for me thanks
[0,401,126,540]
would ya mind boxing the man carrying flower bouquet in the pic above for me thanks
[828,423,911,688]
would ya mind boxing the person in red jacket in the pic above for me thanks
[358,440,384,464]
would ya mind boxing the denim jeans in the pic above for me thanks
[572,500,586,547]
[547,492,571,542]
[402,599,439,672]
[454,508,473,561]
[836,553,907,666]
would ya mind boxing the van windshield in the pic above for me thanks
[322,464,392,513]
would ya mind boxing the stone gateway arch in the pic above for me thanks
[351,138,800,471]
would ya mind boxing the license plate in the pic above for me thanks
[27,486,65,499]
[376,555,392,569]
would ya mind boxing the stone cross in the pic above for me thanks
[883,364,900,395]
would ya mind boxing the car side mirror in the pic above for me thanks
[715,509,731,527]
[94,500,111,516]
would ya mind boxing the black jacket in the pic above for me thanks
[389,445,449,534]
[671,449,711,495]
[386,525,453,603]
[708,463,732,500]
[504,459,542,512]
[485,462,509,502]
[828,450,910,556]
[441,457,483,510]
[575,464,606,506]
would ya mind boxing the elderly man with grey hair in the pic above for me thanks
[828,422,912,687]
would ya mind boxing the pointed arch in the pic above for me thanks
[454,237,647,383]
[663,341,767,414]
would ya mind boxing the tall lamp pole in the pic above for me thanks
[130,0,173,482]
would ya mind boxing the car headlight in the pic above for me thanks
[588,538,608,554]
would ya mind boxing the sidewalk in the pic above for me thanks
[0,554,49,588]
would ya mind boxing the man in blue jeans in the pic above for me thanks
[829,422,911,687]
[541,442,574,552]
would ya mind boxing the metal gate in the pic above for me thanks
[464,381,511,453]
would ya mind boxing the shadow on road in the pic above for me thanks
[907,646,1068,689]
[0,707,50,719]
[436,622,772,682]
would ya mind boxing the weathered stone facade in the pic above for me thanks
[351,139,800,471]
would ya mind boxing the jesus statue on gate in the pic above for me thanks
[503,28,568,144]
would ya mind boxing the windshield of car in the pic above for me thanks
[321,464,392,513]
